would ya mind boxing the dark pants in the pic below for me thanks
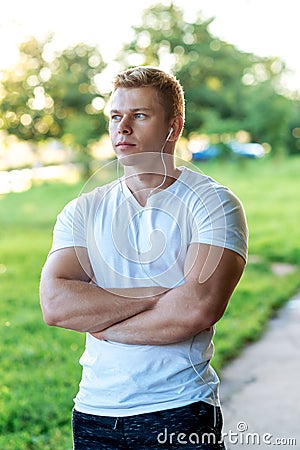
[72,401,226,449]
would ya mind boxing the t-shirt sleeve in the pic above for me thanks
[49,197,87,254]
[191,186,248,262]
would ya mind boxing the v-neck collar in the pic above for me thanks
[119,167,187,209]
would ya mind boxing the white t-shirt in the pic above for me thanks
[50,167,248,416]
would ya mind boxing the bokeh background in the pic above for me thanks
[0,1,300,449]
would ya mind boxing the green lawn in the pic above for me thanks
[0,156,300,449]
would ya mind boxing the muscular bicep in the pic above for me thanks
[41,246,93,283]
[39,246,94,326]
[184,243,246,323]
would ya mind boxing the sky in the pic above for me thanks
[0,0,299,93]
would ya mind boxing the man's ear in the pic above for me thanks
[168,116,184,141]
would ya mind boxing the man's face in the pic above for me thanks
[109,86,170,166]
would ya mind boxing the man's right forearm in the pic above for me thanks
[40,277,164,333]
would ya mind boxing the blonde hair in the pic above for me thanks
[112,66,185,124]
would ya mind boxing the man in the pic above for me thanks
[40,66,248,449]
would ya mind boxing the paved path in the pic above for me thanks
[219,290,300,449]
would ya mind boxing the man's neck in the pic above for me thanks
[123,164,181,207]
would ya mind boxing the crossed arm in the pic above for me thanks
[40,243,245,345]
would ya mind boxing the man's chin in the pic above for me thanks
[117,153,139,166]
[117,152,161,168]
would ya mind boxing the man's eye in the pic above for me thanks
[135,113,145,119]
[111,115,121,121]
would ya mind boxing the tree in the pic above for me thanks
[117,2,293,155]
[0,36,108,175]
[242,81,294,155]
[286,100,300,156]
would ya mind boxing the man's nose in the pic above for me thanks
[118,117,132,134]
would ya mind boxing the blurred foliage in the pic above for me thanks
[0,35,108,175]
[0,2,300,169]
[117,2,300,156]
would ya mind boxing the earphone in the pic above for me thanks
[165,127,174,142]
[149,126,174,197]
[116,125,174,199]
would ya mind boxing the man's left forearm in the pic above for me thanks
[91,284,212,345]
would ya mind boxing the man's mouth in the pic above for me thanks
[116,141,136,149]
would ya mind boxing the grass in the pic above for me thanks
[0,156,300,449]
[0,182,83,449]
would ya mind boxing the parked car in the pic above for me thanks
[227,141,265,158]
[191,141,265,161]
[191,145,220,161]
